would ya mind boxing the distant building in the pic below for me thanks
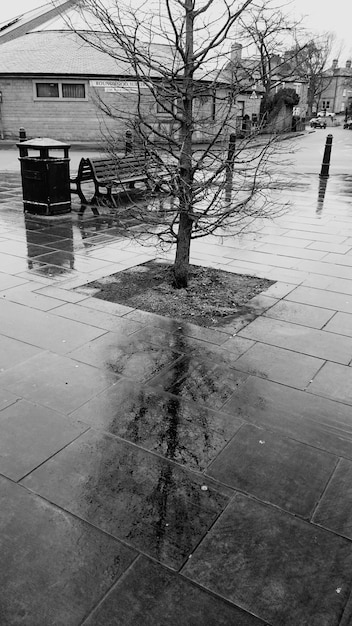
[0,2,265,143]
[318,59,352,115]
[223,45,308,133]
[0,3,260,144]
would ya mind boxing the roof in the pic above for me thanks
[323,66,352,78]
[0,29,230,86]
[0,1,230,84]
[0,30,179,78]
[0,0,78,44]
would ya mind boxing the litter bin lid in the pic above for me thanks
[16,137,71,149]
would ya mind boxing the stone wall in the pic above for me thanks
[0,77,257,144]
[0,77,142,143]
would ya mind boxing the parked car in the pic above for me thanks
[317,111,334,117]
[344,118,352,129]
[310,117,327,129]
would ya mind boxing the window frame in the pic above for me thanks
[33,80,88,101]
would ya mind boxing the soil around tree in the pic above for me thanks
[87,260,275,328]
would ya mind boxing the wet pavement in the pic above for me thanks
[2,128,352,624]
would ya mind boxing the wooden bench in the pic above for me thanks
[70,152,172,207]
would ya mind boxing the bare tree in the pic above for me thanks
[290,34,336,117]
[63,0,289,287]
[236,0,304,120]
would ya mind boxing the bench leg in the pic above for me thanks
[76,181,90,205]
[78,203,100,217]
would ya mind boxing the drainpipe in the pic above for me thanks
[333,73,339,113]
[0,91,4,139]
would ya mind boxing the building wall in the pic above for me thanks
[0,77,142,142]
[319,65,352,114]
[0,77,255,144]
[318,76,338,114]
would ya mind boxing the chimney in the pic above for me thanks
[346,60,351,69]
[332,59,338,70]
[231,43,242,64]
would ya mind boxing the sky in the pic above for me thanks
[1,0,351,57]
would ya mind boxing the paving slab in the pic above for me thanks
[69,329,186,382]
[232,341,324,388]
[0,282,66,310]
[0,387,21,411]
[206,423,337,518]
[303,275,352,295]
[222,376,352,458]
[0,298,107,354]
[286,284,352,312]
[0,272,28,291]
[295,258,352,279]
[313,458,352,540]
[0,351,119,414]
[51,301,142,333]
[0,477,137,625]
[151,357,250,409]
[83,556,267,625]
[286,229,347,243]
[70,378,243,471]
[238,315,352,364]
[323,311,352,336]
[182,494,352,626]
[307,361,352,404]
[263,299,335,328]
[21,430,231,570]
[257,241,328,260]
[0,334,43,371]
[0,399,88,480]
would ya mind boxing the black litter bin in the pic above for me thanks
[17,138,71,215]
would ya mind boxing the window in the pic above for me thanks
[34,81,86,100]
[36,83,59,98]
[322,100,330,110]
[156,94,175,114]
[62,83,85,99]
[236,100,245,116]
[294,83,301,95]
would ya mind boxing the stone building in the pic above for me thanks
[318,59,352,115]
[0,2,263,144]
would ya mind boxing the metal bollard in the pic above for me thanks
[225,133,236,204]
[320,134,333,178]
[19,127,26,142]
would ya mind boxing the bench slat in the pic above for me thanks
[70,152,173,205]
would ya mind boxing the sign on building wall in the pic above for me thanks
[89,80,142,93]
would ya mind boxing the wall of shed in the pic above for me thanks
[0,77,260,144]
[0,78,143,142]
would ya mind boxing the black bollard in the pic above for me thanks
[225,133,236,204]
[19,127,26,142]
[320,134,333,178]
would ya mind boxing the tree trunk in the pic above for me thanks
[173,212,193,288]
[173,0,194,288]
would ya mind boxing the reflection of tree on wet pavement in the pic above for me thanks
[81,429,227,568]
[80,323,230,565]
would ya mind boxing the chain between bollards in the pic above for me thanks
[320,134,333,178]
